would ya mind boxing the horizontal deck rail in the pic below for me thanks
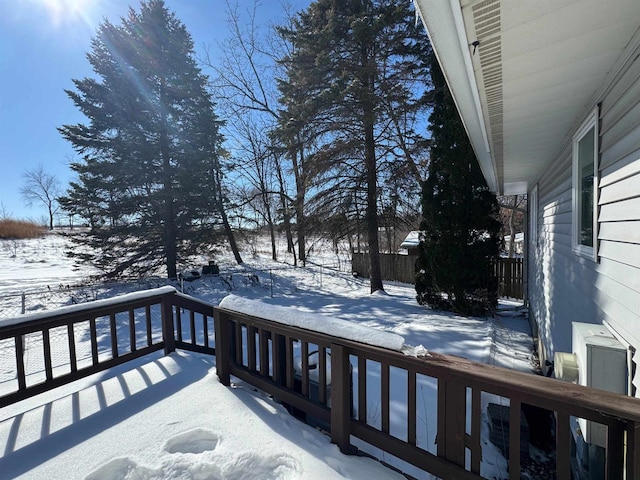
[1,289,638,479]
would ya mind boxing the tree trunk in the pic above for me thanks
[220,203,243,265]
[364,99,384,293]
[159,77,177,279]
[291,142,306,265]
[213,169,243,265]
[274,155,296,260]
[48,204,54,230]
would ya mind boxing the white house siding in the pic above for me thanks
[529,44,640,397]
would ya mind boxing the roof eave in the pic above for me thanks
[414,0,500,194]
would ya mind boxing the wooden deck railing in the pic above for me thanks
[214,307,640,480]
[1,288,638,479]
[0,287,214,408]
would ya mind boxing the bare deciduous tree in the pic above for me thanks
[20,165,60,230]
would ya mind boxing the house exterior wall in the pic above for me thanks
[528,43,640,397]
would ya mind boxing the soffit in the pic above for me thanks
[417,0,640,194]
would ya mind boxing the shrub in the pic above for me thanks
[0,219,46,239]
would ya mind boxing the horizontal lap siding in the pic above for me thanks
[597,50,640,391]
[529,49,640,396]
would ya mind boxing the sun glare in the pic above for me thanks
[40,0,96,28]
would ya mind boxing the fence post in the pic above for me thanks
[330,343,356,454]
[214,309,231,386]
[21,293,25,314]
[161,295,175,355]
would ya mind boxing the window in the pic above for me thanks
[572,107,599,260]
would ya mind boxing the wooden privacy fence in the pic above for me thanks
[352,253,418,284]
[491,258,524,299]
[2,288,639,479]
[352,253,524,299]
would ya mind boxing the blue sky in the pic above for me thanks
[0,0,307,222]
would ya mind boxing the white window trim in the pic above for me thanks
[529,184,538,251]
[571,106,599,261]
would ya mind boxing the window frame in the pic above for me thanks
[529,184,538,251]
[571,107,599,261]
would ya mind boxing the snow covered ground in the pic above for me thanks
[0,232,536,479]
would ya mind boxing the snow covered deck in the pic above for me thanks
[1,350,401,480]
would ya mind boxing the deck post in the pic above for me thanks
[437,378,466,467]
[213,309,231,386]
[330,343,356,454]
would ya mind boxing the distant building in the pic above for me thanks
[503,232,524,256]
[399,231,421,256]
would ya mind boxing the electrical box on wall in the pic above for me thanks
[572,322,627,447]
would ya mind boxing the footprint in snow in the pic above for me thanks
[164,428,220,454]
[85,457,159,480]
[222,452,299,480]
[87,430,298,480]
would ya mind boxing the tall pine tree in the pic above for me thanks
[276,0,430,292]
[415,52,501,315]
[59,0,233,278]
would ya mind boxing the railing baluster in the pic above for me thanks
[318,345,327,405]
[301,341,309,396]
[43,329,53,381]
[129,309,136,352]
[203,313,209,348]
[259,328,269,376]
[247,326,257,371]
[437,378,446,457]
[606,422,624,479]
[509,398,521,480]
[235,323,243,365]
[408,370,416,446]
[285,336,294,389]
[90,318,98,365]
[67,323,77,373]
[381,361,390,434]
[189,310,196,344]
[358,356,367,423]
[109,313,118,359]
[556,412,571,480]
[175,307,183,342]
[272,333,286,386]
[145,305,152,347]
[470,388,482,474]
[15,335,26,390]
[627,421,640,480]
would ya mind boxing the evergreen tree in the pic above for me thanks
[276,0,430,292]
[59,0,233,278]
[415,52,501,315]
